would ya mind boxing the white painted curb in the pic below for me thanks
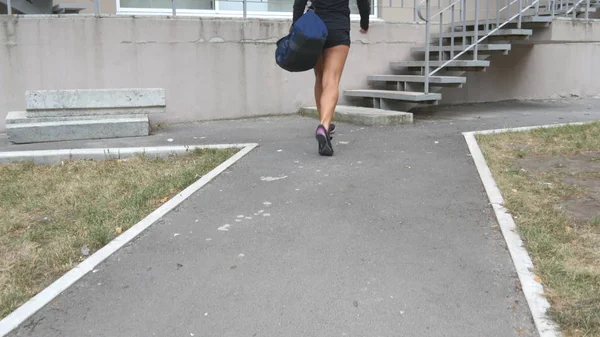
[0,143,259,336]
[461,122,596,337]
[0,143,259,164]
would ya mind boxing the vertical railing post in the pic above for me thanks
[486,0,490,33]
[243,0,247,18]
[414,0,417,22]
[450,3,455,59]
[496,0,501,26]
[7,0,12,14]
[439,12,443,61]
[474,0,479,61]
[518,0,522,27]
[462,0,466,50]
[586,0,590,19]
[171,0,177,15]
[94,0,100,15]
[424,0,430,94]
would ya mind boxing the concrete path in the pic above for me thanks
[2,99,600,337]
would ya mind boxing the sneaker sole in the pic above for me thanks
[316,133,333,156]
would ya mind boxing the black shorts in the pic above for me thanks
[324,29,350,49]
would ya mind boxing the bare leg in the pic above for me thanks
[314,53,324,119]
[319,45,350,131]
[314,44,350,156]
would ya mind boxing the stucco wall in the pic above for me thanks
[0,15,422,132]
[1,16,600,133]
[441,19,600,105]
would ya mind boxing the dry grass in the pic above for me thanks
[0,148,237,319]
[477,122,600,337]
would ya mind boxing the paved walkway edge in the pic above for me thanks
[0,143,259,337]
[462,123,593,337]
[0,144,258,164]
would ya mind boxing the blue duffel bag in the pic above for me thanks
[275,3,328,72]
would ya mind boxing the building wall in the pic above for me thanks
[1,16,599,133]
[441,19,600,104]
[54,0,514,22]
[0,15,422,132]
[55,0,117,14]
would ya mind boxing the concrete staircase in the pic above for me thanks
[343,0,600,112]
[1,0,86,14]
[6,89,165,144]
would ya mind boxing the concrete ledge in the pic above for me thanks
[299,105,413,126]
[26,88,166,113]
[7,116,150,144]
[6,111,149,124]
[0,143,258,165]
[26,107,165,118]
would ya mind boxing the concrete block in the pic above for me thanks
[26,88,166,117]
[6,111,148,124]
[53,3,87,14]
[26,107,165,118]
[6,116,150,144]
[299,105,413,126]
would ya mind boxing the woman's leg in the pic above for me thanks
[314,44,350,156]
[319,44,350,131]
[313,54,324,120]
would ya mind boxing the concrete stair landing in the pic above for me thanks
[6,111,149,144]
[5,88,165,144]
[299,106,413,126]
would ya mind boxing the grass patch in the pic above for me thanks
[0,148,238,319]
[477,122,600,337]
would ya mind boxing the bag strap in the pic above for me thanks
[306,0,315,12]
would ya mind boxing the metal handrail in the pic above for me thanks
[430,0,539,76]
[416,0,542,94]
[417,0,462,21]
[565,0,591,18]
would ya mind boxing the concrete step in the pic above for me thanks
[537,7,596,15]
[367,75,466,85]
[411,44,511,53]
[538,2,600,8]
[391,60,490,71]
[299,106,413,126]
[458,16,553,27]
[6,111,145,124]
[344,89,441,102]
[52,3,87,13]
[6,112,150,144]
[431,28,532,39]
[0,0,53,14]
[26,88,166,117]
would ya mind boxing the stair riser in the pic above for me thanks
[7,118,150,144]
[6,111,146,124]
[392,65,488,72]
[344,90,441,102]
[369,80,465,88]
[299,107,413,126]
[537,4,599,9]
[454,24,546,31]
[26,88,166,112]
[394,83,464,89]
[433,36,530,45]
[412,53,496,60]
[413,49,510,55]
